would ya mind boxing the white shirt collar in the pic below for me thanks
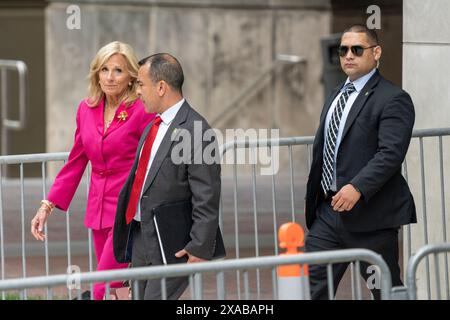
[343,68,377,93]
[158,98,185,125]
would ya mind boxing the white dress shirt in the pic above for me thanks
[323,68,376,191]
[134,98,185,221]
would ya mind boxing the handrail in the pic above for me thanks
[210,54,306,127]
[0,59,28,130]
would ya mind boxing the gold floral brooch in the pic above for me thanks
[117,111,128,121]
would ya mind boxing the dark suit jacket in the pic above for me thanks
[305,70,417,232]
[113,100,223,263]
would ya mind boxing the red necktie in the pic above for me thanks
[125,116,162,224]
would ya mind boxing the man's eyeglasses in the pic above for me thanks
[338,45,377,57]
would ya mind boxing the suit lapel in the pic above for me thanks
[95,98,106,136]
[141,101,190,195]
[316,85,341,147]
[341,70,381,141]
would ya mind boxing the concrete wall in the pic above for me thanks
[403,0,450,299]
[46,0,331,176]
[0,1,46,176]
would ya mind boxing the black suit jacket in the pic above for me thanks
[305,70,417,232]
[113,101,224,263]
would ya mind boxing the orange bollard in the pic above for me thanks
[276,222,310,300]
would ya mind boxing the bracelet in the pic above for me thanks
[40,200,55,213]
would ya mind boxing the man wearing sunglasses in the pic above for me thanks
[304,24,416,299]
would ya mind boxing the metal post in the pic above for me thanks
[0,165,5,300]
[288,146,295,221]
[19,163,27,299]
[419,138,431,298]
[251,147,260,299]
[232,141,241,299]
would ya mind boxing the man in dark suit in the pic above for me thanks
[113,53,223,299]
[304,24,416,299]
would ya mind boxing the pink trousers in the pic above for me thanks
[92,227,129,300]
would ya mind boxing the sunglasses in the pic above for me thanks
[338,45,377,57]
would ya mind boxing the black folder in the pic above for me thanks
[152,200,226,265]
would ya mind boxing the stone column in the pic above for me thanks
[403,0,450,299]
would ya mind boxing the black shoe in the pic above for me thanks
[72,290,91,300]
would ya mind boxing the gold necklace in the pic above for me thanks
[104,101,119,130]
[105,118,113,129]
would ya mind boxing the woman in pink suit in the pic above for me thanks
[30,41,155,300]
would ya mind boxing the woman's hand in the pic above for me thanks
[31,204,52,241]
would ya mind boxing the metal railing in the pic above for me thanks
[219,127,450,299]
[0,152,91,300]
[406,243,450,300]
[0,127,449,300]
[0,248,392,300]
[403,128,450,300]
[219,135,313,299]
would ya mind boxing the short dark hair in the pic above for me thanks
[138,53,184,93]
[342,24,379,46]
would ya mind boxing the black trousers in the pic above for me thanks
[130,220,188,300]
[305,200,403,300]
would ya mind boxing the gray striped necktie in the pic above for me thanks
[321,82,356,194]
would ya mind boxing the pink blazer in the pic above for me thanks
[47,98,155,230]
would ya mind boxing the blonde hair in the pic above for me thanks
[87,41,139,107]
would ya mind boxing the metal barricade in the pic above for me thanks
[0,152,93,300]
[219,136,313,299]
[403,128,450,299]
[0,127,449,300]
[406,243,450,300]
[0,248,392,300]
[218,128,450,299]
